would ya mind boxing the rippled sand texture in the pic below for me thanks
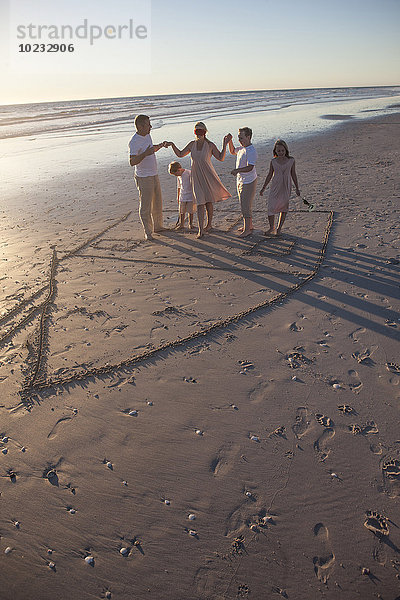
[0,113,399,600]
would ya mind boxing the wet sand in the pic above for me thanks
[0,113,399,600]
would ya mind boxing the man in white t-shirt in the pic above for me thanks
[228,127,258,237]
[129,114,167,241]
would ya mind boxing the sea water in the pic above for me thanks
[1,86,399,200]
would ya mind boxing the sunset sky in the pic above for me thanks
[1,0,399,105]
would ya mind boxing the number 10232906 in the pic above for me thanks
[18,43,75,52]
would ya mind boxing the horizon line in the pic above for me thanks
[1,83,399,109]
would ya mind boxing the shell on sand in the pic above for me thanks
[120,547,129,556]
[188,514,196,520]
[84,555,95,565]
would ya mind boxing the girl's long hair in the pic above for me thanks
[273,139,292,158]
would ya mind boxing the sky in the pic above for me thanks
[0,0,399,105]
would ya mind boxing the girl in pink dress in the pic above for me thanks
[260,139,300,236]
[167,122,232,238]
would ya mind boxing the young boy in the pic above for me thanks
[228,127,257,237]
[168,161,195,230]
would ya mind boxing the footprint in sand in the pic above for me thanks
[386,362,400,376]
[237,583,251,597]
[370,442,383,455]
[314,428,335,462]
[249,381,273,405]
[349,327,366,343]
[352,348,376,366]
[313,523,335,584]
[289,322,304,332]
[224,503,250,538]
[337,404,357,415]
[364,510,389,536]
[248,509,277,531]
[209,444,239,477]
[224,492,267,538]
[381,457,400,498]
[292,407,312,439]
[47,416,74,440]
[347,369,363,393]
[347,421,378,436]
[315,414,334,428]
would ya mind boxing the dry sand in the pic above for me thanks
[0,113,399,600]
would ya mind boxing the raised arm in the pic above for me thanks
[291,159,300,195]
[228,137,237,156]
[211,134,232,162]
[165,141,193,158]
[260,161,274,195]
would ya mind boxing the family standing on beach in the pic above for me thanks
[128,114,300,241]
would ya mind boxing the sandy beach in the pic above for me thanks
[0,111,399,600]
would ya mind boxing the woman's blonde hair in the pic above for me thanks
[194,121,207,132]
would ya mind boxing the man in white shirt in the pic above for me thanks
[228,127,258,237]
[129,114,166,241]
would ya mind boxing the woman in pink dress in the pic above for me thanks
[260,139,300,236]
[167,122,232,238]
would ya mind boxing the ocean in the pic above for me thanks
[1,86,400,140]
[1,86,399,204]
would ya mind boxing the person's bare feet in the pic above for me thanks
[238,230,252,237]
[238,226,254,232]
[144,233,154,241]
[154,227,169,233]
[196,231,204,239]
[174,224,184,231]
[264,228,277,236]
[204,224,212,232]
[188,224,195,230]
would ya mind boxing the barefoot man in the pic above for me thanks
[228,127,258,237]
[129,114,167,241]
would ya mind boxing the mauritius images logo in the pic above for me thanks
[8,0,151,75]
